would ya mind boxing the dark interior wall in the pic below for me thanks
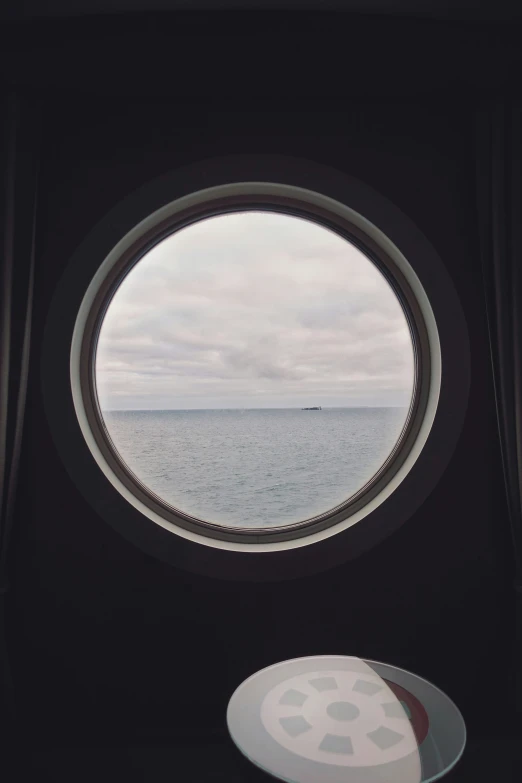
[2,12,519,748]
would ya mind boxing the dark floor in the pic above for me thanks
[8,733,521,783]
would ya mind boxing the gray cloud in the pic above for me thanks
[95,211,414,409]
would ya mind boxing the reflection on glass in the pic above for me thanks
[227,656,466,783]
[95,212,415,528]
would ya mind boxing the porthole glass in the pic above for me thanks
[92,208,418,532]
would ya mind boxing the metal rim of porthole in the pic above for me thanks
[75,189,433,546]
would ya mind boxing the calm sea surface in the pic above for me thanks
[101,408,408,528]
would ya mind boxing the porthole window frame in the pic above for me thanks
[82,194,429,545]
[41,155,469,581]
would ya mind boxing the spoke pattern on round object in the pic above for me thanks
[260,669,419,767]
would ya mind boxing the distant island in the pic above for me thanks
[302,406,322,410]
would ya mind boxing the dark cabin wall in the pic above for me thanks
[2,12,519,751]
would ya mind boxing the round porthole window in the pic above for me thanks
[42,157,468,579]
[77,191,432,545]
[93,207,418,539]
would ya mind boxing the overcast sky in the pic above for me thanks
[95,211,414,410]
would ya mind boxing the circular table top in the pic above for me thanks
[227,656,466,783]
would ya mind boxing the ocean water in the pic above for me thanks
[101,408,408,528]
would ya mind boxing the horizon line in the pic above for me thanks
[101,405,409,412]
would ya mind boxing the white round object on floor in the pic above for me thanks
[227,656,466,783]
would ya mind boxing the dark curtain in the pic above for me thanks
[476,101,522,718]
[0,92,40,735]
